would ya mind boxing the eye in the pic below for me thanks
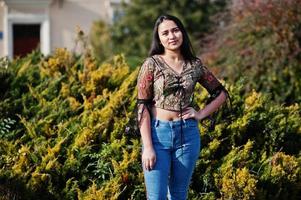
[173,28,180,33]
[162,31,168,36]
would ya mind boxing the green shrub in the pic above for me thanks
[205,0,301,104]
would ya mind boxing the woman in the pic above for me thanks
[137,14,228,200]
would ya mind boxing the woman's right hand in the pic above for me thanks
[142,146,156,171]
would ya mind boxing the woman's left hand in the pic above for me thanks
[180,107,202,121]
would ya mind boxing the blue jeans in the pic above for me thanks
[143,118,201,200]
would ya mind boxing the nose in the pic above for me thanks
[169,32,176,39]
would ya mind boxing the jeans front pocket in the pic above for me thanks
[182,119,200,145]
[151,120,172,149]
[185,118,199,128]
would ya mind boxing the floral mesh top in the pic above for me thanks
[137,55,222,112]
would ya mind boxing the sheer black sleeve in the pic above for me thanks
[197,60,225,97]
[197,59,232,131]
[137,58,155,126]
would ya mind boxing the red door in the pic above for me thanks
[13,24,40,58]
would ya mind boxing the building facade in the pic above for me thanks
[0,0,122,58]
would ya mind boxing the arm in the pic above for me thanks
[196,63,228,120]
[138,103,153,149]
[137,58,156,171]
[196,90,227,120]
[182,61,228,121]
[181,89,227,121]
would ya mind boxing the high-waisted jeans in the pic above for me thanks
[143,118,201,200]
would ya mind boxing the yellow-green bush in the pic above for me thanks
[1,1,301,198]
[1,47,300,199]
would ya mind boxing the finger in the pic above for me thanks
[182,113,192,119]
[183,107,193,113]
[143,160,149,171]
[179,111,190,117]
[181,108,196,116]
[183,107,193,111]
[149,158,156,170]
[182,114,188,119]
[149,160,153,170]
[181,111,189,115]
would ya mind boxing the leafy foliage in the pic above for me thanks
[89,20,113,62]
[0,0,301,199]
[0,48,143,199]
[107,0,226,65]
[0,46,300,199]
[204,0,301,104]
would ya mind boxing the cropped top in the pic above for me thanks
[137,55,222,112]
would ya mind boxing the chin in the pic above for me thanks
[170,47,181,52]
[167,45,181,51]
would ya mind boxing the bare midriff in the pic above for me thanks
[151,107,183,121]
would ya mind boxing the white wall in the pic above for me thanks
[0,0,121,58]
[49,0,109,53]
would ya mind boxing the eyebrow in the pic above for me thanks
[160,26,179,34]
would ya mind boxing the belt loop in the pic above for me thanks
[155,119,159,127]
[183,119,187,128]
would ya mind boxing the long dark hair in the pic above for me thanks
[149,14,197,62]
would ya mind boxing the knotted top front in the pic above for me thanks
[137,55,222,111]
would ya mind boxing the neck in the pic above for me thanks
[163,49,183,61]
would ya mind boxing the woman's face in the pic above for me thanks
[158,20,183,52]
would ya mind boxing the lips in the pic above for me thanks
[169,40,178,45]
